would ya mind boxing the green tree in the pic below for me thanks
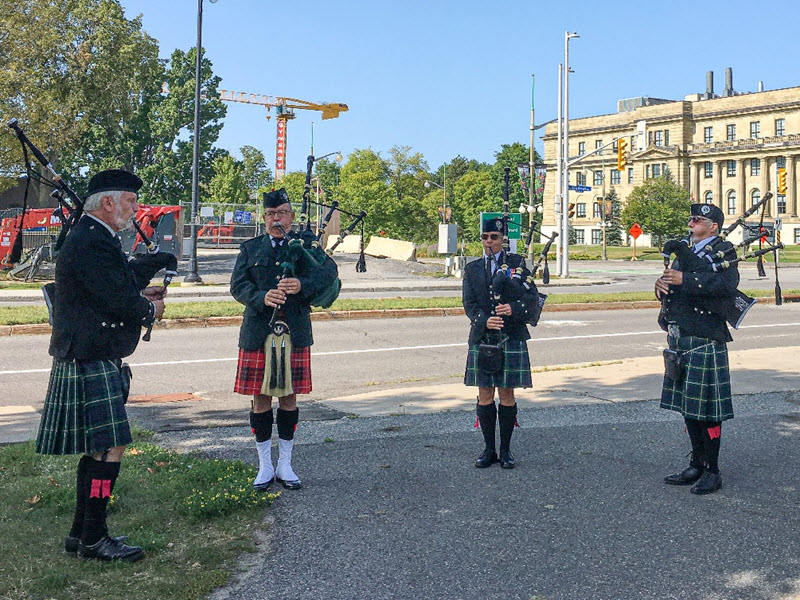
[450,170,493,242]
[275,171,306,210]
[489,143,540,215]
[207,154,247,204]
[240,145,273,198]
[621,173,691,245]
[604,187,623,246]
[337,148,392,238]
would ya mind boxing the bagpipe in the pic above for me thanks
[659,192,783,330]
[486,167,546,327]
[6,120,174,340]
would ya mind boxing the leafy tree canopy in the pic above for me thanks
[620,173,691,244]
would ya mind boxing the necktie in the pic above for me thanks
[485,255,493,280]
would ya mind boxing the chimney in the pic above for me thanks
[723,67,734,97]
[706,71,714,98]
[759,80,764,92]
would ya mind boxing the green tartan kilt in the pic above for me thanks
[660,335,733,422]
[36,359,132,455]
[464,339,532,389]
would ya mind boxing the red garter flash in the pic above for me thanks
[707,425,721,440]
[89,479,112,499]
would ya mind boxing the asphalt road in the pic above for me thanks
[2,303,799,410]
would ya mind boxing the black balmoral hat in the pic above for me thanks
[86,169,142,197]
[481,217,504,234]
[263,188,292,209]
[691,203,724,227]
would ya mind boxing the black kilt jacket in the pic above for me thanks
[462,252,532,346]
[49,216,155,361]
[658,237,740,343]
[231,235,335,350]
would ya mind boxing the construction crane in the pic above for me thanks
[218,90,348,179]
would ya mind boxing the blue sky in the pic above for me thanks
[121,0,800,174]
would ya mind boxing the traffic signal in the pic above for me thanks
[617,138,628,171]
[778,168,787,195]
[567,203,576,218]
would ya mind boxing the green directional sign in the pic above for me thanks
[481,212,521,239]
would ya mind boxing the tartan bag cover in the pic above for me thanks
[660,335,733,422]
[465,339,532,389]
[235,346,312,396]
[36,359,132,455]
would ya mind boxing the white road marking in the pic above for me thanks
[2,320,799,376]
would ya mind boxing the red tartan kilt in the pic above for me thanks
[234,346,312,396]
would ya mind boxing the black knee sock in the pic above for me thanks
[476,402,497,452]
[250,410,274,443]
[684,418,707,469]
[276,408,299,441]
[68,455,93,538]
[702,422,722,474]
[498,403,518,453]
[81,459,121,546]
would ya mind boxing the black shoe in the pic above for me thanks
[276,476,302,490]
[253,477,275,492]
[475,449,498,468]
[78,535,144,562]
[499,450,515,469]
[664,465,703,485]
[65,534,127,554]
[691,471,722,495]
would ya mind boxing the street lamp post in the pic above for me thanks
[185,0,218,284]
[561,31,579,279]
[424,163,447,223]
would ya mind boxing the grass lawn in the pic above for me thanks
[0,429,276,600]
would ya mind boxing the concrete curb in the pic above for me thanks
[1,296,794,337]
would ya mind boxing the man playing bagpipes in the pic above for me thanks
[231,188,339,492]
[655,203,739,495]
[35,169,166,561]
[462,216,541,470]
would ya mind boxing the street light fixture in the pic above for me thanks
[424,164,447,223]
[185,0,219,284]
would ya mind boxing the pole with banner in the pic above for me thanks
[629,222,642,261]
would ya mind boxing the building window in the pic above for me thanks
[795,229,800,245]
[611,169,621,185]
[576,172,586,186]
[751,158,760,176]
[778,195,787,214]
[777,156,786,168]
[628,167,634,184]
[727,160,736,177]
[727,191,737,215]
[593,170,603,186]
[575,229,585,244]
[648,131,653,146]
[576,203,586,218]
[750,121,760,139]
[704,191,713,204]
[593,201,602,218]
[652,164,661,178]
[630,135,637,151]
[646,165,650,179]
[595,140,603,151]
[704,161,713,178]
[591,229,602,245]
[578,142,585,156]
[751,189,760,207]
[664,130,669,146]
[704,126,713,143]
[663,163,669,177]
[612,139,618,152]
[776,118,786,136]
[654,131,663,147]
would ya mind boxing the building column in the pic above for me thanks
[788,155,798,217]
[761,156,771,217]
[736,158,747,215]
[715,160,724,210]
[691,161,701,202]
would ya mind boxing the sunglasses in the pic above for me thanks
[481,233,501,240]
[688,216,712,224]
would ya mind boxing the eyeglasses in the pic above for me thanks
[481,233,501,240]
[688,216,712,224]
[265,209,292,218]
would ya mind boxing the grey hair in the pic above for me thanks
[84,190,124,212]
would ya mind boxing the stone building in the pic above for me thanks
[541,70,800,246]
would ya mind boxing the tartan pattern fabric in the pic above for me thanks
[660,335,733,422]
[234,345,312,396]
[464,339,532,389]
[36,359,132,455]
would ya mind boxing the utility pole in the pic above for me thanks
[555,64,563,276]
[529,74,536,265]
[562,31,579,279]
